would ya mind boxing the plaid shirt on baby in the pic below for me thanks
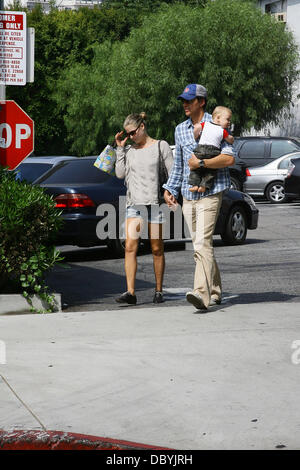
[163,113,234,200]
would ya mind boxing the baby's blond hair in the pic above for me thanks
[212,106,232,119]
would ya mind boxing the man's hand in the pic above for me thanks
[189,153,235,170]
[188,153,203,170]
[164,190,178,209]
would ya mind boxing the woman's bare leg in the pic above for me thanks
[149,223,165,292]
[125,218,142,295]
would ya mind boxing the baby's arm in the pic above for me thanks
[193,122,204,140]
[225,134,234,145]
[223,128,234,145]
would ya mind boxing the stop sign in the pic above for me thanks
[0,100,34,170]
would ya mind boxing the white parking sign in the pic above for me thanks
[0,11,26,85]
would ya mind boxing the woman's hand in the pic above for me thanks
[115,130,129,148]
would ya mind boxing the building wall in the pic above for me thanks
[287,0,300,44]
[255,0,300,137]
[3,0,102,11]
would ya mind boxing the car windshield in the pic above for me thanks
[36,159,112,184]
[15,163,53,182]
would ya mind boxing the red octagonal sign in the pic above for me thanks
[0,100,34,170]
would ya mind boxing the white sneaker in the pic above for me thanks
[186,292,207,310]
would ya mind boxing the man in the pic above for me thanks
[163,84,235,310]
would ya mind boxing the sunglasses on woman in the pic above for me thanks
[125,122,142,138]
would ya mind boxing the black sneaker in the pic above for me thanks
[153,291,164,303]
[115,291,137,305]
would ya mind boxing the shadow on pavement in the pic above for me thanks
[56,241,185,263]
[45,264,155,309]
[213,238,267,248]
[57,237,266,264]
[226,291,298,305]
[190,291,299,315]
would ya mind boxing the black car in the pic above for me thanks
[284,158,300,200]
[33,157,259,255]
[15,156,78,183]
[234,136,300,168]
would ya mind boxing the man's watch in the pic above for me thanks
[199,159,205,168]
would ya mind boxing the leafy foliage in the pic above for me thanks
[6,4,141,155]
[55,0,299,153]
[197,0,299,134]
[101,0,208,9]
[53,40,116,156]
[5,0,299,154]
[0,167,63,312]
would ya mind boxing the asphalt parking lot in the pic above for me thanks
[46,200,300,311]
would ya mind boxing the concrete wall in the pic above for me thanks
[254,0,300,137]
[3,0,102,10]
[287,0,300,45]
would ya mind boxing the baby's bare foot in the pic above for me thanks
[189,186,199,192]
[198,186,206,193]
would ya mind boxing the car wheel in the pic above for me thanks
[265,181,287,204]
[107,219,142,257]
[230,176,242,191]
[221,205,247,245]
[106,219,126,257]
[107,238,126,257]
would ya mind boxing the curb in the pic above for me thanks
[0,294,62,315]
[0,430,171,450]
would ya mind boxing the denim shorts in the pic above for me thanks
[126,205,165,224]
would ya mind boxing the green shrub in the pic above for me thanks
[0,166,63,312]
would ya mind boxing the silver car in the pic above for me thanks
[244,152,300,203]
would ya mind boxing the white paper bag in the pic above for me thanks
[94,145,116,175]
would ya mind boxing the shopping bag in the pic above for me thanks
[94,144,116,175]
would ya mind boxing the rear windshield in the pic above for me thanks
[36,159,112,184]
[278,153,300,169]
[16,163,53,182]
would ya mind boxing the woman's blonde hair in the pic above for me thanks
[123,112,147,128]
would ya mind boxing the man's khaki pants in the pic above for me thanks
[182,192,223,308]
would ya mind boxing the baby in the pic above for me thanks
[189,106,234,193]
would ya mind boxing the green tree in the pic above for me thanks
[101,0,208,9]
[55,0,299,154]
[54,40,116,155]
[6,5,143,154]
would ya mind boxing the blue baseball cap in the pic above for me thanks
[177,84,207,100]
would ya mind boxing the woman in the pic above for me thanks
[115,112,173,305]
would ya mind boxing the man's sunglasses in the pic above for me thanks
[125,122,142,138]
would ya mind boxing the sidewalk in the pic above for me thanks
[1,301,300,450]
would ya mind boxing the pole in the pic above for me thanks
[0,0,5,101]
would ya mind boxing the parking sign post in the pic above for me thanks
[0,0,5,100]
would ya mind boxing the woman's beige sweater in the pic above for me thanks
[115,140,173,206]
